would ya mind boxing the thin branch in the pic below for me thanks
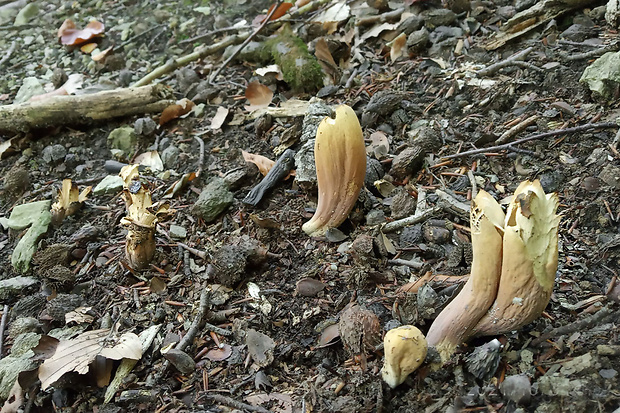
[442,122,619,160]
[0,40,16,67]
[496,114,540,144]
[209,1,281,83]
[194,135,205,178]
[201,393,270,413]
[564,41,620,61]
[477,46,534,77]
[0,304,8,359]
[382,206,442,233]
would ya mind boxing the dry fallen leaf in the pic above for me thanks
[92,46,114,62]
[366,131,390,159]
[38,329,142,390]
[135,150,164,172]
[205,344,233,361]
[160,98,195,126]
[210,106,229,129]
[252,2,293,26]
[58,19,105,46]
[389,32,408,62]
[163,172,197,198]
[246,329,275,368]
[315,323,340,348]
[241,150,275,176]
[245,82,273,112]
[80,42,98,54]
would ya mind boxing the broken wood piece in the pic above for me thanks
[0,84,174,135]
[243,149,295,206]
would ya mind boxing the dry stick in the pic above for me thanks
[442,122,619,160]
[0,304,8,360]
[209,1,281,83]
[531,305,620,347]
[357,7,405,26]
[202,393,270,413]
[495,114,540,144]
[477,46,535,77]
[564,41,620,61]
[0,40,16,67]
[133,0,332,87]
[194,135,205,178]
[382,206,442,233]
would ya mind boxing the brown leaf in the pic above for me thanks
[241,150,275,176]
[389,32,407,62]
[59,20,105,46]
[38,329,142,390]
[315,323,340,348]
[245,82,273,112]
[163,172,197,198]
[295,278,325,297]
[92,46,113,62]
[366,131,390,158]
[160,98,195,126]
[80,42,97,54]
[205,344,233,361]
[252,2,293,26]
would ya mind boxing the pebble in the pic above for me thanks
[93,175,124,196]
[169,224,187,239]
[366,209,386,225]
[599,164,620,189]
[160,145,180,168]
[599,368,617,379]
[0,276,39,300]
[191,178,233,223]
[42,144,67,165]
[500,374,532,405]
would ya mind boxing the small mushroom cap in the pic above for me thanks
[381,325,428,388]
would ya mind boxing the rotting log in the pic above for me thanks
[0,84,174,135]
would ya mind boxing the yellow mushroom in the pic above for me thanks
[425,190,505,362]
[381,325,428,388]
[302,105,366,237]
[473,180,560,336]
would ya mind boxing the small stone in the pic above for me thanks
[169,224,187,239]
[465,339,502,380]
[500,374,532,405]
[390,187,416,219]
[599,164,620,189]
[3,167,30,198]
[407,27,430,52]
[134,117,157,136]
[295,278,326,297]
[0,277,39,301]
[160,145,180,168]
[14,77,45,103]
[366,209,386,225]
[107,127,137,157]
[93,175,124,196]
[429,26,463,44]
[163,349,195,375]
[399,224,423,246]
[191,178,234,223]
[246,329,275,368]
[42,144,67,165]
[599,368,617,379]
[422,9,457,29]
[14,3,38,26]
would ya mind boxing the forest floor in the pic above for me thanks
[0,0,619,412]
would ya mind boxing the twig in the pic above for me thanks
[564,41,620,61]
[388,258,424,269]
[0,304,8,359]
[357,7,404,26]
[194,135,205,178]
[531,305,620,347]
[558,39,606,48]
[201,393,270,413]
[495,115,540,144]
[177,242,207,259]
[0,40,16,67]
[133,33,251,87]
[209,1,281,83]
[382,206,442,233]
[442,122,619,160]
[477,47,534,77]
[177,273,211,352]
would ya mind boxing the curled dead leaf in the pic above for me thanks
[210,106,229,130]
[205,344,233,361]
[59,19,105,46]
[241,150,275,176]
[245,82,273,112]
[160,98,195,126]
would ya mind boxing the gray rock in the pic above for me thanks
[191,178,234,223]
[107,126,137,156]
[599,368,617,379]
[366,209,386,225]
[0,276,39,301]
[561,24,595,42]
[134,117,157,136]
[169,224,187,239]
[599,164,620,189]
[294,140,317,192]
[93,175,124,196]
[407,27,430,52]
[422,9,457,29]
[390,187,417,219]
[14,77,45,103]
[41,144,67,164]
[398,14,424,34]
[14,3,38,26]
[161,145,180,168]
[580,51,620,100]
[500,374,532,405]
[163,349,195,375]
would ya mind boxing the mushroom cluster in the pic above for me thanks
[382,180,560,387]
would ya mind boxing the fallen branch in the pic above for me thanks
[477,47,535,77]
[442,122,619,160]
[531,305,620,347]
[0,304,8,360]
[0,40,16,67]
[381,206,442,233]
[208,1,281,83]
[0,84,174,134]
[495,114,540,144]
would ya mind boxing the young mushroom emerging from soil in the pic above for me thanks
[302,104,366,237]
[381,325,427,388]
[120,165,174,270]
[381,180,560,386]
[51,178,92,225]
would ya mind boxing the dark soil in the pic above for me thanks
[1,0,619,412]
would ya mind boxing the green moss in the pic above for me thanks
[261,27,324,93]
